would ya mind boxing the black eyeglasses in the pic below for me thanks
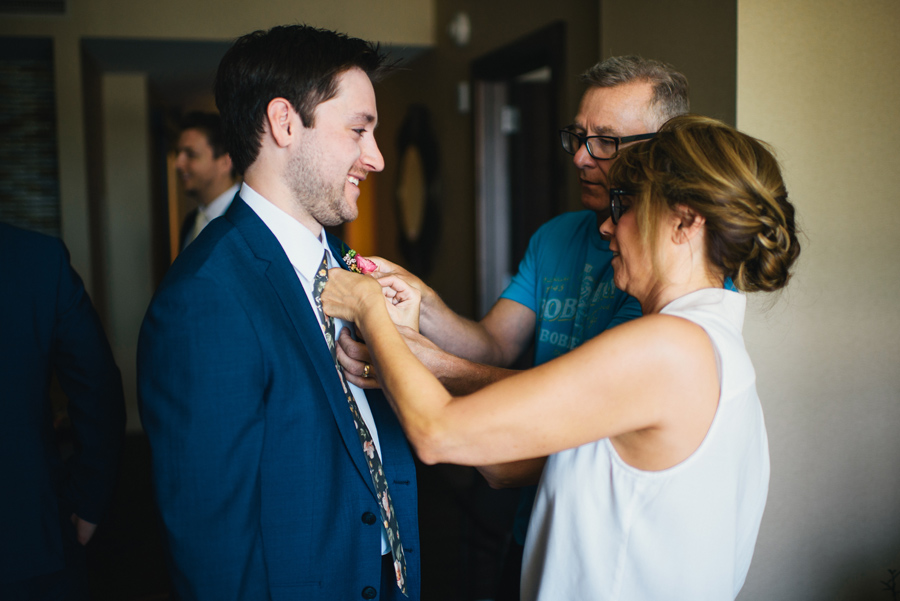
[559,129,655,160]
[608,188,634,224]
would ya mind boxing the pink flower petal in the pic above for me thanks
[356,256,377,274]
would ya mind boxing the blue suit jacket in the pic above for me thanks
[137,198,420,600]
[0,222,125,583]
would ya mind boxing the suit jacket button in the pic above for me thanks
[361,511,377,525]
[362,585,378,599]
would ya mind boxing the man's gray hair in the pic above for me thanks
[581,56,689,128]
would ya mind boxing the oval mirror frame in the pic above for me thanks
[395,104,440,276]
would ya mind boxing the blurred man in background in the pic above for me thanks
[174,111,239,251]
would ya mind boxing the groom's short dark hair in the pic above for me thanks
[215,24,388,174]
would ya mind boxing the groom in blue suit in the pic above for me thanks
[138,25,419,600]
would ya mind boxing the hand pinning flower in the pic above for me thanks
[342,248,378,274]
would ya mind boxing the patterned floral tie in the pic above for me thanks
[312,251,408,596]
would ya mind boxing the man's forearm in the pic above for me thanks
[371,257,533,367]
[417,287,520,367]
[396,325,518,394]
[428,350,520,395]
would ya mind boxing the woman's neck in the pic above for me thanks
[639,265,723,315]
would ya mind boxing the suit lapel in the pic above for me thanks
[226,198,377,497]
[327,234,350,270]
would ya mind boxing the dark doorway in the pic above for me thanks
[472,22,566,316]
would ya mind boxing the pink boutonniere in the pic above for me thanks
[342,248,377,274]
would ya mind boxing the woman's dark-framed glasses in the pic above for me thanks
[559,129,656,160]
[609,189,634,225]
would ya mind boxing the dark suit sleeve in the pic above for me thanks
[138,272,269,600]
[51,239,126,523]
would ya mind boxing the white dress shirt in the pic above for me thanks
[239,183,390,554]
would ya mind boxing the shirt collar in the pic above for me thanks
[199,182,240,221]
[239,182,333,281]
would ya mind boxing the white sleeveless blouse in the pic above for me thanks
[522,288,769,601]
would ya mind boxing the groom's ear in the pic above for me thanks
[266,98,298,148]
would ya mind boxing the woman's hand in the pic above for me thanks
[322,268,421,332]
[379,274,421,331]
[368,256,427,293]
[321,268,384,324]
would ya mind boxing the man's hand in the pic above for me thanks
[337,329,377,388]
[337,324,447,389]
[71,513,98,546]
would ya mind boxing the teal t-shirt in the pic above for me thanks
[499,210,642,544]
[501,210,642,364]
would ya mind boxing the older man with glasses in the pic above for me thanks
[339,55,690,599]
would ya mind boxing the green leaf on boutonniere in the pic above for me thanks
[342,248,377,274]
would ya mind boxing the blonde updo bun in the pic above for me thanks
[608,114,800,292]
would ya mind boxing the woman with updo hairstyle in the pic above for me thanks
[606,113,799,297]
[322,115,800,600]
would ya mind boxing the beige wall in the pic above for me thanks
[101,73,155,431]
[600,0,736,125]
[737,1,900,598]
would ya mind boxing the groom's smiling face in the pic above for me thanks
[287,67,385,227]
